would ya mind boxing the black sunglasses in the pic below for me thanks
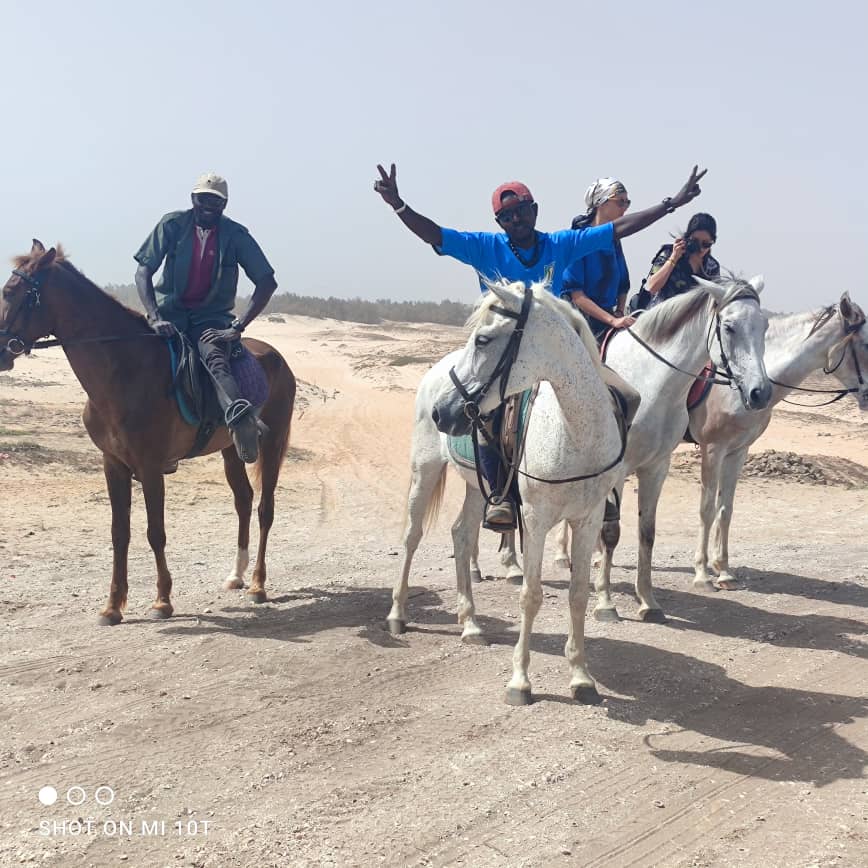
[496,201,534,224]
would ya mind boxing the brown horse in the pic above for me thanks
[0,240,295,625]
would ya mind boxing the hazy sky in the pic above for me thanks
[2,1,866,312]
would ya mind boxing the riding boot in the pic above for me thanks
[479,441,516,532]
[211,369,259,463]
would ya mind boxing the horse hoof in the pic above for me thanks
[223,578,245,591]
[246,590,268,604]
[506,573,524,586]
[554,558,571,570]
[505,687,533,706]
[715,578,740,591]
[594,607,620,622]
[96,612,123,627]
[640,608,667,624]
[470,569,483,584]
[461,632,489,646]
[693,580,718,593]
[386,619,406,636]
[148,607,172,621]
[570,684,602,705]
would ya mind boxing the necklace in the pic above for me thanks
[507,232,542,268]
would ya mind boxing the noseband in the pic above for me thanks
[0,269,43,356]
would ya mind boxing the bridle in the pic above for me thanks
[774,311,866,407]
[622,284,763,400]
[0,268,44,356]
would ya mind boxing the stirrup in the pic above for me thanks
[483,499,517,533]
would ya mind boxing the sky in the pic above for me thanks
[1,0,866,312]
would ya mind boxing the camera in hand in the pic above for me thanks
[685,237,702,255]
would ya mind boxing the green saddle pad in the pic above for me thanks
[447,389,534,469]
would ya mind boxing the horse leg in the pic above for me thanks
[635,462,670,622]
[222,447,253,591]
[98,456,132,626]
[712,448,748,590]
[553,520,571,570]
[593,483,624,621]
[693,444,724,591]
[452,484,486,644]
[245,423,288,605]
[566,518,602,704]
[140,471,173,620]
[469,530,482,584]
[500,530,524,585]
[505,525,545,705]
[387,460,446,634]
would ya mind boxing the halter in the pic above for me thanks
[622,284,762,396]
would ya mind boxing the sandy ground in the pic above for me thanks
[0,314,866,868]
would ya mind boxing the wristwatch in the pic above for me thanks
[662,197,676,214]
[230,318,244,334]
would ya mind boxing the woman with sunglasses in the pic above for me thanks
[639,212,720,309]
[562,178,637,342]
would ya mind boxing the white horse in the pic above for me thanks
[583,278,772,622]
[689,292,868,589]
[390,280,623,704]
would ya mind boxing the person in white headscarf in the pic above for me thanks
[562,177,636,341]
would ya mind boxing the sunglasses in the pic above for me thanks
[692,238,714,250]
[609,197,631,208]
[193,193,227,208]
[496,201,534,224]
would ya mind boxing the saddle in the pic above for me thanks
[166,334,269,458]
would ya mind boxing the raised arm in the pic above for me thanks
[374,163,443,248]
[612,166,707,240]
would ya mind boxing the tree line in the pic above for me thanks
[105,285,473,327]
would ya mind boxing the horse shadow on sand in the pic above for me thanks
[501,630,867,788]
[156,584,515,647]
[605,579,868,660]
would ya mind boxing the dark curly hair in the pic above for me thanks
[686,212,717,240]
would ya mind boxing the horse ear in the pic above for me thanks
[36,247,57,270]
[748,275,765,295]
[692,275,724,302]
[838,291,854,320]
[31,239,45,255]
[480,275,511,304]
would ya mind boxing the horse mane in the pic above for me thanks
[468,279,603,375]
[632,278,759,346]
[13,245,150,328]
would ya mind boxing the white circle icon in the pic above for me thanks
[94,786,115,805]
[66,786,87,806]
[38,786,58,806]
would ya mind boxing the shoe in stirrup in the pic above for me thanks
[483,499,517,532]
[225,399,260,464]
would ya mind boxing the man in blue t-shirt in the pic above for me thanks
[374,163,706,529]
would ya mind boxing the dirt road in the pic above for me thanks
[1,316,865,867]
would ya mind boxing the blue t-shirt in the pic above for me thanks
[435,223,615,296]
[561,240,630,311]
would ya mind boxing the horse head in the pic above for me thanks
[693,275,772,411]
[431,278,601,436]
[832,292,868,411]
[0,239,58,371]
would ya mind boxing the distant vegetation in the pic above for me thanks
[104,285,472,327]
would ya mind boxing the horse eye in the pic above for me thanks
[723,323,736,334]
[475,335,491,347]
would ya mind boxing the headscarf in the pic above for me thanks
[571,178,627,229]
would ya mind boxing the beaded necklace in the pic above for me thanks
[507,232,542,268]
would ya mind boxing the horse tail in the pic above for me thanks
[422,463,448,534]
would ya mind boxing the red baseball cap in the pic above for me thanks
[491,181,534,216]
